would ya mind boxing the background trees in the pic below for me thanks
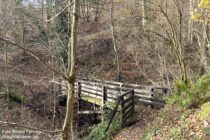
[0,0,209,139]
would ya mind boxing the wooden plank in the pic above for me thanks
[123,109,134,122]
[123,96,134,104]
[123,106,134,118]
[124,83,150,90]
[135,93,152,98]
[81,87,101,94]
[81,89,102,97]
[81,93,116,105]
[120,90,134,98]
[122,101,134,113]
[81,84,102,91]
[81,88,118,99]
[106,89,119,95]
[78,110,102,114]
[135,98,164,107]
[106,94,118,100]
[81,91,102,99]
[134,89,152,94]
[135,96,164,103]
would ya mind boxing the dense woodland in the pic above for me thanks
[0,0,210,140]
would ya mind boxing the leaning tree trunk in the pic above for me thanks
[61,0,79,140]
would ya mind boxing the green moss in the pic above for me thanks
[9,91,29,104]
[0,86,29,104]
[0,86,7,93]
[198,102,210,120]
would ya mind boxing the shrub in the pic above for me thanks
[86,113,121,140]
[198,102,210,120]
[166,74,210,109]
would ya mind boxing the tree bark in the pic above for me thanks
[110,1,121,82]
[61,0,79,140]
[188,0,194,44]
[140,0,146,31]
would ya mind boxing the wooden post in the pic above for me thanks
[77,82,81,128]
[58,79,62,95]
[150,88,154,108]
[131,90,135,112]
[120,83,124,95]
[101,86,107,122]
[120,96,124,127]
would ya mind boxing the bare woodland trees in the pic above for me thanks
[110,1,121,82]
[192,0,210,75]
[150,0,188,83]
[80,0,104,22]
[0,0,209,139]
[0,1,79,140]
[61,0,79,140]
[188,0,194,44]
[140,0,146,31]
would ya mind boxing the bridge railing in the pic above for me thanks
[74,79,133,102]
[61,78,169,108]
[77,78,169,108]
[120,89,135,125]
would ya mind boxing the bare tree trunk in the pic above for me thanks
[110,1,121,82]
[42,0,44,28]
[188,0,194,44]
[61,0,79,140]
[4,41,9,101]
[199,14,209,76]
[2,0,9,101]
[140,0,146,31]
[51,57,56,130]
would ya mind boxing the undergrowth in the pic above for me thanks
[0,86,29,104]
[141,74,210,140]
[86,111,121,140]
[166,74,210,109]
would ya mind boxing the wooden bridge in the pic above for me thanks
[61,78,169,126]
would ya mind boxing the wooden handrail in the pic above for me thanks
[120,89,134,98]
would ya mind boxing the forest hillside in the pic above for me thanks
[0,0,210,140]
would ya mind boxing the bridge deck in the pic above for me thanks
[81,94,117,109]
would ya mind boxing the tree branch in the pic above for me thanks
[0,121,62,134]
[46,1,74,22]
[0,37,69,81]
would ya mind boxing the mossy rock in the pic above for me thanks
[9,91,29,104]
[0,87,29,104]
[198,102,210,120]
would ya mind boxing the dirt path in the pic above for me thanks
[114,105,159,140]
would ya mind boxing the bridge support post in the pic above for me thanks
[101,86,107,122]
[77,82,81,128]
[131,90,135,112]
[120,96,124,127]
[150,88,154,108]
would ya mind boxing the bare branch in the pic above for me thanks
[0,121,62,134]
[0,37,69,81]
[46,1,74,22]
